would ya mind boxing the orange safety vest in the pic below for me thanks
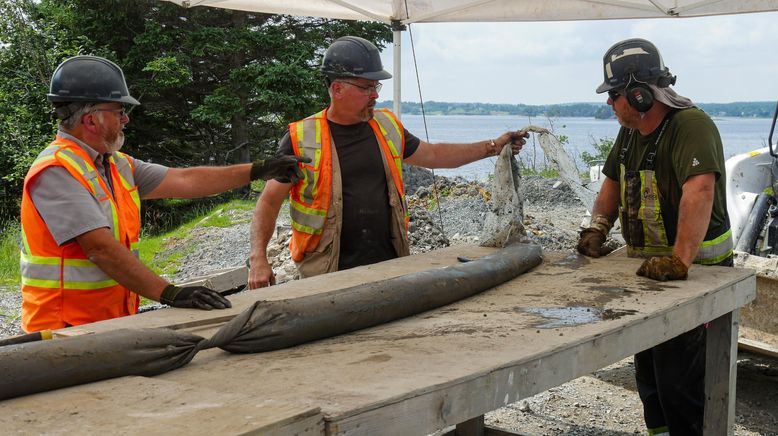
[20,136,142,332]
[288,108,409,262]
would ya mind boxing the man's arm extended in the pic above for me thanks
[248,180,292,289]
[404,130,527,168]
[75,227,168,300]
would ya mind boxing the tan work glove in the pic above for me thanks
[636,255,688,281]
[576,214,614,258]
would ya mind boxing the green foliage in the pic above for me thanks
[199,199,255,228]
[0,0,391,222]
[0,219,21,285]
[142,194,236,236]
[581,137,615,164]
[521,166,560,178]
[137,198,255,277]
[0,0,71,223]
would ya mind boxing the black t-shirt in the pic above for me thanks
[277,119,420,270]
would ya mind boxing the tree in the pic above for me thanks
[0,0,80,223]
[581,137,614,164]
[0,0,391,222]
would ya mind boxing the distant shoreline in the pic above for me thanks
[377,101,776,119]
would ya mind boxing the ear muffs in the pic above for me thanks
[625,82,654,113]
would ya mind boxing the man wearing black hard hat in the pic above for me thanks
[248,36,528,286]
[20,55,307,333]
[577,38,733,435]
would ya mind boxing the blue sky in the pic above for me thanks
[378,11,778,105]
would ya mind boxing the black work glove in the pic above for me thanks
[160,284,232,310]
[250,156,311,184]
[636,255,688,281]
[576,228,614,258]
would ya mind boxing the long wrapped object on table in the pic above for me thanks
[211,243,542,353]
[0,244,542,400]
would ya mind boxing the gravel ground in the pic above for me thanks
[1,174,777,435]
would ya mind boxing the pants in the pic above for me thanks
[635,325,706,435]
[634,256,732,435]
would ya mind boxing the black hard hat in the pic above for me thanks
[321,36,391,81]
[596,38,676,94]
[47,55,140,105]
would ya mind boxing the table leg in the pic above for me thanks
[703,309,739,436]
[448,415,526,436]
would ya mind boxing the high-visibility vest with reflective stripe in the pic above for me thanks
[619,164,733,265]
[288,108,409,262]
[20,136,141,332]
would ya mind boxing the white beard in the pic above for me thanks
[105,130,125,154]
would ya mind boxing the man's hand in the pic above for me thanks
[495,129,529,155]
[160,284,232,310]
[250,156,311,183]
[636,255,689,281]
[248,258,276,289]
[576,228,614,258]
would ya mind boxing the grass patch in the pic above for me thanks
[198,199,256,228]
[0,219,21,286]
[137,198,256,277]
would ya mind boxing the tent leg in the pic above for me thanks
[392,24,403,118]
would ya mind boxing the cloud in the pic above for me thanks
[379,12,778,105]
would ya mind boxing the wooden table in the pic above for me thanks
[0,246,755,435]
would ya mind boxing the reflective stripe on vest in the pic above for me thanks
[113,151,141,214]
[289,110,328,235]
[619,164,733,264]
[288,108,407,259]
[20,252,118,289]
[369,110,410,226]
[20,145,137,289]
[20,137,141,332]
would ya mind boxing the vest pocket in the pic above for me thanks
[298,239,334,278]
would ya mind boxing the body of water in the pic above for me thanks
[399,114,775,180]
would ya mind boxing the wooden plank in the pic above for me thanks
[738,336,778,359]
[454,415,484,436]
[483,426,528,436]
[704,310,739,436]
[176,266,248,294]
[151,252,754,436]
[3,247,754,435]
[739,275,778,354]
[0,376,323,435]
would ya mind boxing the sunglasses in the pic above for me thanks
[608,89,625,101]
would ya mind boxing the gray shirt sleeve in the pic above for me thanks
[29,167,110,246]
[131,158,168,198]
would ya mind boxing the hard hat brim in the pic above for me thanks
[595,81,618,94]
[46,94,141,106]
[360,69,392,80]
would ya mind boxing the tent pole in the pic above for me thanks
[392,26,402,118]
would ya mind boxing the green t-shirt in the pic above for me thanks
[602,107,728,237]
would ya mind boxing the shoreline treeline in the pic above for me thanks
[378,101,775,119]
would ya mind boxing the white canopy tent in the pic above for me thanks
[166,0,778,115]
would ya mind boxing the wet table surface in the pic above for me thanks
[0,246,755,435]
